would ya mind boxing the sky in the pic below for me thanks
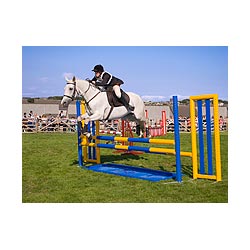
[22,46,228,101]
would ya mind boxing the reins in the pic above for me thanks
[64,80,101,109]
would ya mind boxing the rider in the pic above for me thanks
[90,64,134,111]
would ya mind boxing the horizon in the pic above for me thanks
[21,95,228,103]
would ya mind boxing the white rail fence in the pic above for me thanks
[22,116,228,133]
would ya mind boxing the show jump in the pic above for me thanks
[75,94,222,183]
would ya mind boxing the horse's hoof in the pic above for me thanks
[83,132,92,139]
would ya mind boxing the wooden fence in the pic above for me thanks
[22,117,77,133]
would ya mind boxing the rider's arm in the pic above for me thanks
[91,76,97,82]
[94,72,112,86]
[101,72,112,85]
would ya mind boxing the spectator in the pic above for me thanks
[219,115,224,131]
[22,112,28,132]
[28,110,34,118]
[23,112,27,120]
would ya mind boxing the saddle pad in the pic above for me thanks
[106,89,130,107]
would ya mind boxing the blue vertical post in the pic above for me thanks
[205,99,213,175]
[92,121,96,160]
[173,96,182,182]
[197,100,205,174]
[76,100,83,167]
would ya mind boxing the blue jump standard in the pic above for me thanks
[87,163,179,182]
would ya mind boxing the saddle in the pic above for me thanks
[106,87,130,107]
[101,87,131,120]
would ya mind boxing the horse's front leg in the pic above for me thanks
[77,112,102,124]
[76,113,88,134]
[77,112,102,135]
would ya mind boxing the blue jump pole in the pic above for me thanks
[173,96,182,182]
[197,100,205,174]
[205,99,213,175]
[76,101,83,167]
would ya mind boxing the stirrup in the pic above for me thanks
[125,105,134,112]
[128,105,135,111]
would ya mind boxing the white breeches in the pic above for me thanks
[113,85,121,98]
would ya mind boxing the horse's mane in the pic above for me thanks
[76,78,102,92]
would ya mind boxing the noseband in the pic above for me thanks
[63,82,77,100]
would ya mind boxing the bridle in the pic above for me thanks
[63,82,77,100]
[63,80,100,104]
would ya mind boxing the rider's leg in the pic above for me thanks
[113,85,122,98]
[113,85,134,111]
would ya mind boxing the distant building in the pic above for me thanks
[22,98,228,121]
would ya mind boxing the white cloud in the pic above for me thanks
[141,95,168,101]
[41,90,50,93]
[168,94,190,100]
[141,94,190,102]
[22,92,35,96]
[39,77,49,82]
[27,87,38,90]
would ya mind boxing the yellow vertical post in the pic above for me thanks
[80,101,88,162]
[212,94,222,181]
[190,97,198,179]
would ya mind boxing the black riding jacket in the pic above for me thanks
[92,72,124,88]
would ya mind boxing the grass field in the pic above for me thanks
[22,132,228,203]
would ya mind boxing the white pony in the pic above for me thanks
[61,76,146,136]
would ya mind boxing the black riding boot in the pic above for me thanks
[120,95,134,111]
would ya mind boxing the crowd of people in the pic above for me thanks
[22,110,228,133]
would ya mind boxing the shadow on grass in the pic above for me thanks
[101,153,146,163]
[70,153,147,167]
[181,165,193,178]
[156,163,193,178]
[70,160,79,166]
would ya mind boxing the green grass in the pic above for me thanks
[22,132,228,203]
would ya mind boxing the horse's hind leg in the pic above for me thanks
[138,120,145,137]
[136,124,140,136]
[139,120,145,136]
[123,113,145,137]
[135,120,145,137]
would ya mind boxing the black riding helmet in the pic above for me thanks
[92,64,104,73]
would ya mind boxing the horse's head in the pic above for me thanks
[61,76,77,107]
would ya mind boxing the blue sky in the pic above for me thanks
[22,46,228,100]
